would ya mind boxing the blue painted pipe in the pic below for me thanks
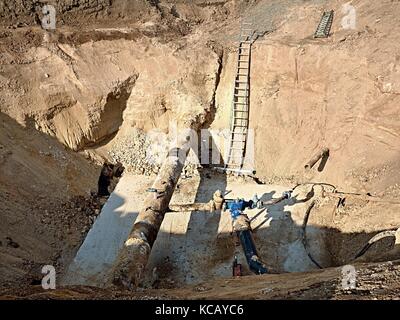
[225,198,267,275]
[237,229,268,274]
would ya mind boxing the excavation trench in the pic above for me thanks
[61,169,398,289]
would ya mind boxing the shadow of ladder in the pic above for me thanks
[224,20,254,174]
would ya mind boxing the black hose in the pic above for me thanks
[354,230,397,259]
[292,182,336,192]
[301,200,323,269]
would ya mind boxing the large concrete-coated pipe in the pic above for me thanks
[112,129,193,289]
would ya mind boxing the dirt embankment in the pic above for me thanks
[3,2,398,188]
[0,1,238,155]
[0,112,100,291]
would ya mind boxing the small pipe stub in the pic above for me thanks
[304,147,329,170]
[213,190,224,210]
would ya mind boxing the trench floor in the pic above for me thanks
[61,172,329,288]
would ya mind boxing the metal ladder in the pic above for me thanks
[314,10,334,38]
[224,21,254,173]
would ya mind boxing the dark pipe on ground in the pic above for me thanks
[233,215,267,274]
[304,147,329,170]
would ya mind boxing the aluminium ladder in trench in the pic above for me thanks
[224,21,255,174]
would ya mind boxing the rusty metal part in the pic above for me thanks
[168,201,214,212]
[168,190,224,212]
[304,147,329,170]
[213,190,224,210]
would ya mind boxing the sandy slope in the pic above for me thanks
[0,112,99,290]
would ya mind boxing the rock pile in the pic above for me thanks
[108,129,201,177]
[34,194,104,238]
[108,129,160,176]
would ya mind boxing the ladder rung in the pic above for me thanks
[231,130,247,133]
[227,157,244,161]
[228,152,244,155]
[231,131,247,134]
[231,129,247,132]
[237,73,249,76]
[230,147,244,151]
[228,153,244,157]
